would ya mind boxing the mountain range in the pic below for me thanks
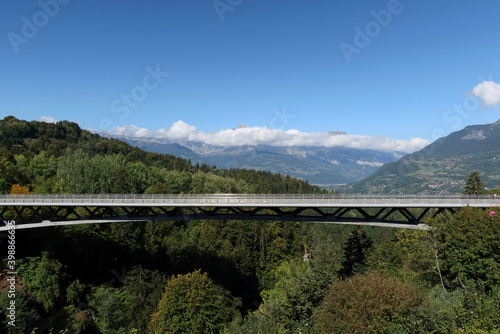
[112,136,404,187]
[105,119,500,193]
[344,119,500,194]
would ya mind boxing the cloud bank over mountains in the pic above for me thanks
[100,121,429,153]
[37,80,500,155]
[96,80,500,153]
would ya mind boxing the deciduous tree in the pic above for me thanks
[149,270,240,333]
[314,272,426,333]
[431,206,500,290]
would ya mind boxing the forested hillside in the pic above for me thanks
[1,116,500,333]
[345,120,500,194]
[0,116,324,195]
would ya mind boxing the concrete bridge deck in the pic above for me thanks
[0,193,497,207]
[0,194,498,230]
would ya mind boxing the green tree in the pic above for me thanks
[430,206,500,290]
[366,237,405,276]
[89,286,128,334]
[314,272,426,334]
[455,287,500,332]
[0,157,19,193]
[255,221,295,289]
[149,270,241,333]
[340,226,373,277]
[66,279,87,306]
[18,252,66,313]
[56,149,91,193]
[27,151,59,193]
[256,259,333,333]
[0,289,41,334]
[122,266,166,333]
[488,187,500,195]
[397,227,447,289]
[463,170,486,194]
[126,161,149,194]
[111,166,130,193]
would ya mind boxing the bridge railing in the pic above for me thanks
[0,193,497,204]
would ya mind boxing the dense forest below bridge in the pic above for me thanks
[0,116,499,333]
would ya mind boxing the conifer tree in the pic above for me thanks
[340,226,373,277]
[463,171,486,194]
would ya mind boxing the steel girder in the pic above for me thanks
[0,204,455,229]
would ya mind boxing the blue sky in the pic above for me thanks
[1,0,500,151]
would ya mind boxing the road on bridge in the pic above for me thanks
[0,194,498,230]
[0,193,498,207]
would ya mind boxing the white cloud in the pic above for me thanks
[471,81,500,107]
[103,121,429,153]
[39,115,58,123]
